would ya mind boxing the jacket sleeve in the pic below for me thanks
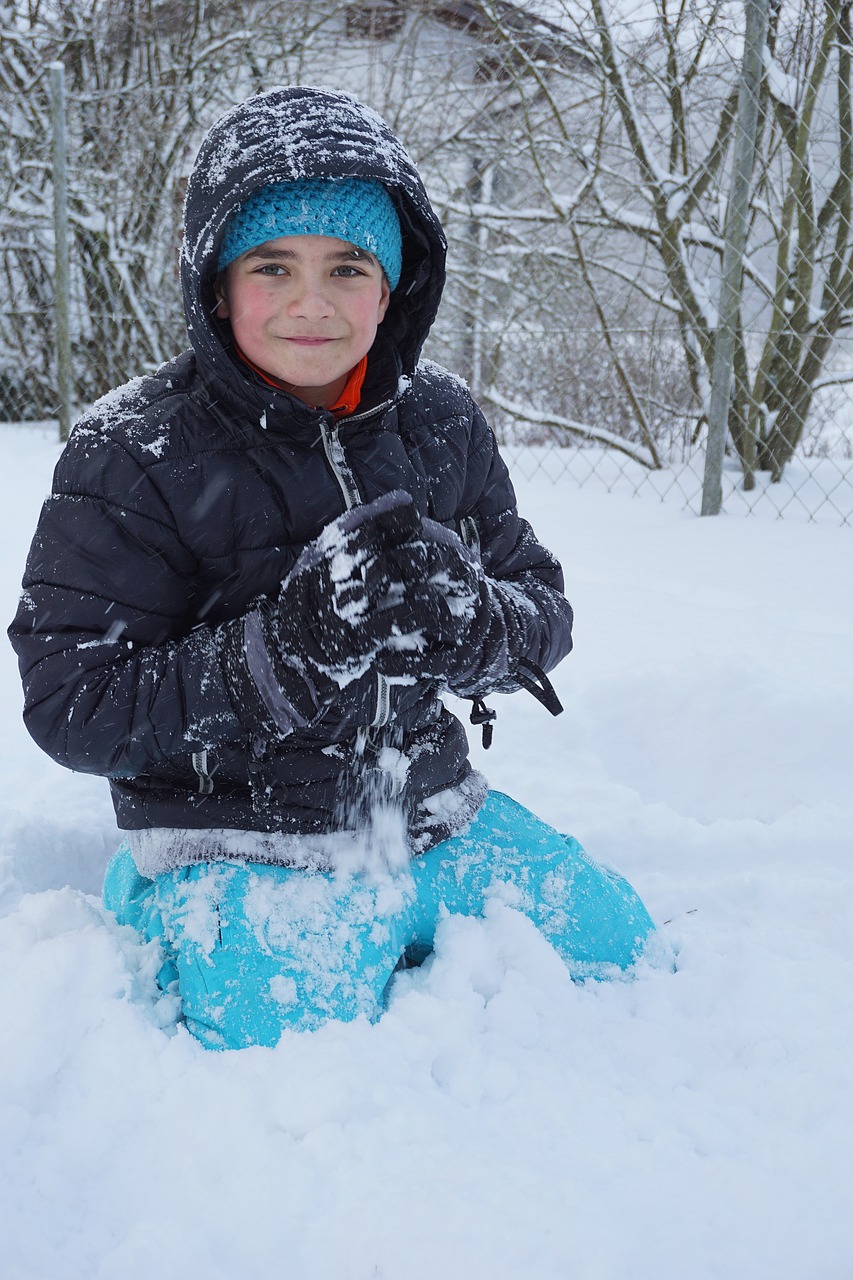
[7,428,251,777]
[451,398,574,697]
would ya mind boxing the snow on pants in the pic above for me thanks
[103,791,656,1050]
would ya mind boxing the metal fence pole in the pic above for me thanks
[50,62,73,443]
[701,0,770,516]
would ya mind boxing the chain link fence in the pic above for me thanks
[3,0,853,525]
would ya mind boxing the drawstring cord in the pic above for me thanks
[514,657,564,717]
[469,658,563,749]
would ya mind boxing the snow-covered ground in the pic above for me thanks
[1,423,851,1280]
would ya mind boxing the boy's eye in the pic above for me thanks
[332,264,366,278]
[255,263,288,276]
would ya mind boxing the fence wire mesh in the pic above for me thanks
[2,0,853,525]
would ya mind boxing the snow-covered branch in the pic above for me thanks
[482,391,659,470]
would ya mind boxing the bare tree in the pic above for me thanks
[581,0,853,484]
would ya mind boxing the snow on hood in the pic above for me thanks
[181,85,447,380]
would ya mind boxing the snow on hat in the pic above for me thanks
[217,177,402,288]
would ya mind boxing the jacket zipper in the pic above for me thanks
[371,675,391,727]
[319,416,392,728]
[319,416,360,512]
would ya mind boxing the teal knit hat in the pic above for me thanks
[217,177,402,288]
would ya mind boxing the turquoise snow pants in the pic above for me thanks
[103,791,656,1050]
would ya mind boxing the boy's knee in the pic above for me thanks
[174,939,307,1049]
[535,839,656,971]
[416,792,658,974]
[159,862,417,1048]
[175,924,401,1049]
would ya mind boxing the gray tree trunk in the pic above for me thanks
[701,0,770,515]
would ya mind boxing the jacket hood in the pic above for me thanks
[181,85,447,384]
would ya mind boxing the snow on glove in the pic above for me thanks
[221,490,428,736]
[374,518,527,695]
[372,527,481,649]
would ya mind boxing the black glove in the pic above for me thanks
[375,520,566,722]
[221,490,429,736]
[373,518,522,694]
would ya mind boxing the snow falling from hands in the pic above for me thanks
[272,493,433,876]
[310,511,500,876]
[332,724,412,878]
[315,509,489,877]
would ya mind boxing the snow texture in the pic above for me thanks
[1,425,851,1279]
[763,47,800,112]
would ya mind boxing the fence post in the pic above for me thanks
[50,62,73,443]
[701,0,770,516]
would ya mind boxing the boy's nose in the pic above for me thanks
[288,283,335,320]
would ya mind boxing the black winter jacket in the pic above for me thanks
[8,87,573,873]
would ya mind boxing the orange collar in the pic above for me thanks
[234,346,368,420]
[328,356,368,418]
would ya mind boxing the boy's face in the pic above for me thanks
[215,234,391,408]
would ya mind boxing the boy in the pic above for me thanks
[9,86,657,1049]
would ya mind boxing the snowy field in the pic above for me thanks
[1,422,851,1280]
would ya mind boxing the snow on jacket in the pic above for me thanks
[8,86,573,874]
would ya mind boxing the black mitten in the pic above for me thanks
[221,491,427,736]
[374,519,524,693]
[374,520,565,721]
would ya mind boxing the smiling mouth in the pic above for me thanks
[283,336,336,345]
